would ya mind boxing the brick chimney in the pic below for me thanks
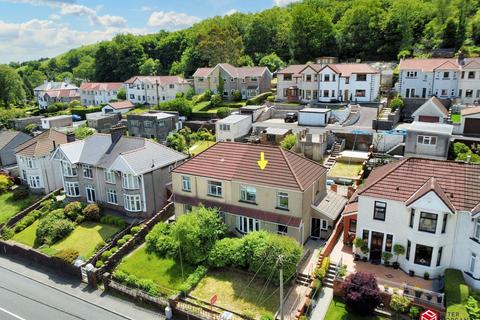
[66,132,76,143]
[110,124,127,144]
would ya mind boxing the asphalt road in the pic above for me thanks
[0,267,129,320]
[353,106,379,129]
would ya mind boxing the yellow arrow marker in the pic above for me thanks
[257,152,268,170]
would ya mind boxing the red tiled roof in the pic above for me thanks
[80,82,123,91]
[326,63,379,76]
[15,129,68,157]
[43,89,79,99]
[174,194,302,227]
[399,58,459,72]
[405,177,456,213]
[173,142,327,191]
[124,76,187,85]
[106,100,134,110]
[358,158,480,212]
[193,68,213,77]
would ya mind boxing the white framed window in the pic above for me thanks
[240,185,256,203]
[219,124,230,131]
[28,175,41,188]
[122,173,140,190]
[83,164,93,179]
[182,176,191,192]
[277,192,289,209]
[124,194,142,212]
[104,170,116,184]
[106,189,117,205]
[86,185,96,203]
[183,204,193,212]
[207,181,222,197]
[470,253,477,274]
[320,219,328,231]
[474,219,480,240]
[417,135,437,145]
[65,181,79,197]
[62,161,77,177]
[237,216,260,233]
[23,157,36,169]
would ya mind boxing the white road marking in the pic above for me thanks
[0,306,27,320]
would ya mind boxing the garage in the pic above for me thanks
[464,118,480,136]
[298,108,331,126]
[418,115,440,123]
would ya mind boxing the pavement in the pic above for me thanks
[310,287,333,320]
[0,255,164,320]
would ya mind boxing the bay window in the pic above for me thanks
[65,181,79,197]
[414,244,433,266]
[124,194,142,212]
[240,185,256,203]
[122,173,140,190]
[237,216,260,233]
[62,161,77,177]
[28,175,41,188]
[419,212,438,233]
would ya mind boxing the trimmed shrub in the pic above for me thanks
[122,234,133,242]
[94,241,106,253]
[130,225,142,235]
[95,260,105,268]
[112,271,159,296]
[207,237,246,268]
[117,239,126,247]
[210,94,222,108]
[342,272,381,315]
[390,294,411,314]
[36,210,75,245]
[64,201,83,221]
[0,175,13,193]
[12,187,29,200]
[266,95,275,102]
[314,257,330,281]
[216,107,230,119]
[83,203,101,221]
[100,215,126,228]
[246,91,272,106]
[100,250,113,262]
[1,227,14,240]
[14,209,43,232]
[70,106,102,120]
[389,97,404,112]
[110,246,119,254]
[232,90,242,102]
[260,314,274,320]
[54,248,79,264]
[75,214,85,224]
[179,265,208,293]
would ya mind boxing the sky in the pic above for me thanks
[0,0,301,64]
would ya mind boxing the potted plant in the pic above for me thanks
[424,272,429,280]
[426,293,432,301]
[403,287,410,295]
[382,252,393,266]
[414,288,422,298]
[361,244,369,262]
[384,285,389,293]
[437,295,443,304]
[353,237,365,260]
[393,244,406,269]
[409,270,415,277]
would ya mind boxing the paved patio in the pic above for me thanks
[330,235,434,291]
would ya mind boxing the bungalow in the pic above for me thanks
[102,100,134,115]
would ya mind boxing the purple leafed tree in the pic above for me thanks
[341,272,382,315]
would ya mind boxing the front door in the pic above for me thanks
[344,90,349,101]
[311,218,321,239]
[370,231,384,261]
[422,88,427,98]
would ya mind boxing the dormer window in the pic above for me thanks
[122,173,140,190]
[418,212,437,233]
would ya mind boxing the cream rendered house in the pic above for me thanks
[172,142,346,243]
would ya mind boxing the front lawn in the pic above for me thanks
[0,192,39,224]
[325,298,387,320]
[445,269,469,319]
[192,101,211,112]
[190,269,279,317]
[329,161,363,179]
[11,219,40,247]
[116,244,197,295]
[47,222,121,259]
[451,113,461,124]
[189,141,216,156]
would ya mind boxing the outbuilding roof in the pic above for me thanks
[173,142,327,191]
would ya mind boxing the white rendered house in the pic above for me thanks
[79,82,124,106]
[353,158,480,289]
[124,76,190,106]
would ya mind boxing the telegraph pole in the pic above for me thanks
[279,255,284,320]
[155,79,160,109]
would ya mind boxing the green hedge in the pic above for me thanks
[445,269,469,319]
[70,106,102,119]
[246,91,272,105]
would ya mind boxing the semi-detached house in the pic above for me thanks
[172,142,347,243]
[79,82,124,106]
[277,63,380,103]
[52,126,187,218]
[398,57,480,103]
[347,158,480,289]
[124,76,191,106]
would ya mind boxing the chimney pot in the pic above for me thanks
[66,132,76,143]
